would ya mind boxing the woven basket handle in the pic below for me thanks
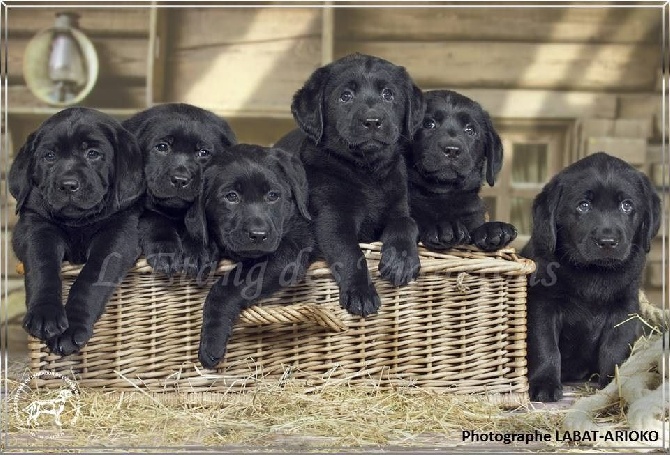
[238,304,347,332]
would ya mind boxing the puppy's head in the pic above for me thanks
[122,103,237,209]
[531,152,661,267]
[291,53,424,170]
[187,144,310,258]
[9,107,144,220]
[411,90,503,188]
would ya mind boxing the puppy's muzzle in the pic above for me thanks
[248,230,268,244]
[362,117,382,130]
[169,169,193,189]
[59,178,80,193]
[592,227,621,250]
[443,146,461,159]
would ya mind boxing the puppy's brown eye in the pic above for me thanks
[577,201,591,213]
[86,149,101,160]
[225,192,240,204]
[196,149,210,158]
[422,119,436,129]
[464,124,476,136]
[43,151,56,162]
[266,191,281,202]
[620,200,633,213]
[339,90,353,102]
[381,88,394,101]
[154,143,169,153]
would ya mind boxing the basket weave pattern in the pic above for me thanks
[29,243,535,396]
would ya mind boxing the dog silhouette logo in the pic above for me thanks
[12,371,81,428]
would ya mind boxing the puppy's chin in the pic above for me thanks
[567,243,632,270]
[417,164,466,186]
[49,199,105,219]
[147,179,199,203]
[220,235,281,259]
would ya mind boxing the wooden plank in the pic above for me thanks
[168,7,322,48]
[165,8,322,114]
[7,7,150,37]
[335,7,661,44]
[7,85,147,110]
[7,37,149,83]
[451,89,617,120]
[335,41,660,92]
[586,137,648,165]
[579,118,652,139]
[227,117,298,146]
[147,5,168,104]
[321,4,334,64]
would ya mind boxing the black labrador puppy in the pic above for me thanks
[521,152,661,402]
[189,144,314,368]
[122,103,237,279]
[275,53,425,317]
[9,107,145,356]
[408,90,517,251]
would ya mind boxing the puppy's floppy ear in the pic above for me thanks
[531,178,563,254]
[215,118,237,148]
[121,110,154,152]
[268,147,311,221]
[184,185,209,247]
[291,65,330,144]
[402,72,426,137]
[636,171,661,253]
[482,112,503,187]
[8,131,38,213]
[112,126,145,209]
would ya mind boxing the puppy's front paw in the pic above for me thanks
[420,221,469,251]
[145,240,182,276]
[198,334,229,369]
[529,379,563,402]
[379,241,420,286]
[471,222,517,252]
[46,323,93,356]
[182,242,219,282]
[340,282,381,317]
[23,303,68,341]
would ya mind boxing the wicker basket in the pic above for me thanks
[28,243,535,399]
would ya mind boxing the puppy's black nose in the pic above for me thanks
[59,178,80,192]
[363,118,382,130]
[248,230,268,243]
[596,237,619,249]
[170,174,192,188]
[444,146,461,158]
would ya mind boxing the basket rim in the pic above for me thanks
[53,242,535,276]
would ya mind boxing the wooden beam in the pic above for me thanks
[321,3,334,65]
[334,7,661,44]
[7,37,149,83]
[147,3,168,105]
[7,7,150,37]
[335,41,659,92]
[6,85,147,110]
[440,88,617,120]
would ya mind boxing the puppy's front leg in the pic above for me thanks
[16,215,68,341]
[47,213,141,356]
[140,211,182,276]
[316,211,380,317]
[597,306,641,387]
[198,238,311,368]
[527,294,563,402]
[379,214,420,286]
